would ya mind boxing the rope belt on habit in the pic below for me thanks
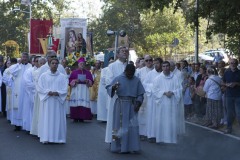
[118,96,135,102]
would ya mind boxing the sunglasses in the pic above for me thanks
[145,59,153,62]
[230,62,237,64]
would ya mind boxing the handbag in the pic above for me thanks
[195,85,205,97]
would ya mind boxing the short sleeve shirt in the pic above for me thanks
[223,69,240,97]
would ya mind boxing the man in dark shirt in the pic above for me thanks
[0,55,6,117]
[223,58,240,134]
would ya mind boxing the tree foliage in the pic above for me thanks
[90,0,206,58]
[89,0,145,52]
[127,0,240,56]
[0,0,68,56]
[139,8,195,58]
[196,0,240,55]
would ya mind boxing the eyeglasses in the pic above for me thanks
[230,62,237,65]
[145,59,153,62]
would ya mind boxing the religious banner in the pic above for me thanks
[30,19,53,54]
[86,32,93,56]
[60,18,87,61]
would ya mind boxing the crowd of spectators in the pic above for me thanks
[175,59,240,134]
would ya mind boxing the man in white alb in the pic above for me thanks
[105,46,129,143]
[142,57,163,141]
[9,52,32,131]
[152,61,184,143]
[37,58,68,143]
[136,55,154,139]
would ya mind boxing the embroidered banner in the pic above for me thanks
[30,19,53,54]
[60,18,87,58]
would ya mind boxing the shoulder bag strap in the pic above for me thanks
[209,78,221,88]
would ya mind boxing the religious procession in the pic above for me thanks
[0,45,240,154]
[1,0,240,157]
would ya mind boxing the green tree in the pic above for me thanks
[139,7,195,58]
[89,0,145,52]
[0,0,68,56]
[129,0,240,56]
[92,0,199,58]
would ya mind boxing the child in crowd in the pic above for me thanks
[183,74,195,119]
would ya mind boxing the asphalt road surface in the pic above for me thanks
[0,116,239,160]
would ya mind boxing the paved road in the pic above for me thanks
[0,115,239,160]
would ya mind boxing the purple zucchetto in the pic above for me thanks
[77,57,86,63]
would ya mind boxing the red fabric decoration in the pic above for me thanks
[51,38,60,53]
[30,19,53,54]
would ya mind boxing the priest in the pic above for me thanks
[37,58,68,143]
[8,52,32,131]
[142,57,163,141]
[152,61,184,143]
[105,46,129,143]
[69,57,93,122]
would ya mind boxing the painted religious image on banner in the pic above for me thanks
[65,28,86,55]
[60,18,88,65]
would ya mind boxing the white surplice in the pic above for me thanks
[152,72,183,143]
[2,68,13,121]
[30,68,41,135]
[172,68,185,135]
[38,62,66,76]
[37,70,68,143]
[97,67,108,121]
[105,60,127,143]
[142,69,161,138]
[136,66,153,136]
[22,66,37,131]
[31,63,67,135]
[9,63,32,126]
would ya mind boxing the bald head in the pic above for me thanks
[144,54,153,68]
[38,57,47,67]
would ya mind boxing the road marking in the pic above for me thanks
[186,121,240,141]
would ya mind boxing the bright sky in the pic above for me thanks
[64,0,104,19]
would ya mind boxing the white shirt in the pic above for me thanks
[203,75,222,100]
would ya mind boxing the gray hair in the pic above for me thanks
[38,57,47,65]
[46,50,56,57]
[116,46,128,54]
[21,52,29,57]
[207,66,218,75]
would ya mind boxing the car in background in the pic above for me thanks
[185,54,204,63]
[198,54,213,61]
[200,50,229,64]
[184,54,215,66]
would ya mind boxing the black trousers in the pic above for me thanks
[1,83,6,116]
